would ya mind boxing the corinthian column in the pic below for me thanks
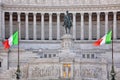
[73,13,76,40]
[81,12,84,40]
[41,13,44,40]
[97,12,100,39]
[88,12,92,40]
[2,11,5,39]
[57,13,60,40]
[113,11,117,39]
[33,12,37,40]
[25,12,29,40]
[17,12,21,40]
[49,13,52,40]
[9,12,13,36]
[105,12,108,34]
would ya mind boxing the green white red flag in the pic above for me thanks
[2,31,18,49]
[93,30,112,46]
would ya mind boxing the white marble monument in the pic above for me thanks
[60,34,76,58]
[0,0,120,80]
[0,34,108,80]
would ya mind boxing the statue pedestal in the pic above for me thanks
[59,34,76,58]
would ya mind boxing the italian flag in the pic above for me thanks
[3,31,18,49]
[93,30,112,46]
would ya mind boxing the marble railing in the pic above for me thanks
[2,0,120,6]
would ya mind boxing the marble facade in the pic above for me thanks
[0,0,120,80]
[0,34,108,80]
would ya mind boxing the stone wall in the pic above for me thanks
[0,57,109,80]
[0,40,120,80]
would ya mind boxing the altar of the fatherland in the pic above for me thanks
[0,0,120,80]
[0,34,109,80]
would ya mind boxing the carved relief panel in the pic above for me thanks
[28,64,60,79]
[80,65,102,79]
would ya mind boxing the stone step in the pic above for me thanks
[48,78,72,80]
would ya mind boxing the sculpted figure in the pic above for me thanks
[63,11,72,34]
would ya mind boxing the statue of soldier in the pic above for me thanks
[63,11,72,34]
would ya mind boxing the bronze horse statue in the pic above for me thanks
[63,11,72,34]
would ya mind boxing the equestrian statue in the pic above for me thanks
[63,11,72,34]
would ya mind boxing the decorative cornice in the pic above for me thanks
[2,0,120,6]
[2,4,120,13]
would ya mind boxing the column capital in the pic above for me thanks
[72,13,76,16]
[25,12,29,15]
[96,12,100,15]
[33,12,37,15]
[2,11,5,13]
[9,12,13,15]
[105,12,108,15]
[80,12,84,15]
[17,13,21,22]
[113,11,117,15]
[17,12,21,15]
[57,13,60,16]
[40,13,45,15]
[88,12,92,15]
[40,12,45,15]
[49,13,53,16]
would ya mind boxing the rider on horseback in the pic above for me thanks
[63,11,72,34]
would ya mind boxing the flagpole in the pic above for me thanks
[111,25,115,80]
[7,49,10,70]
[1,38,10,70]
[16,21,21,80]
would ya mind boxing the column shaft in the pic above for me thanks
[2,11,5,39]
[97,12,100,39]
[89,13,92,40]
[73,13,76,39]
[25,13,29,40]
[33,13,37,40]
[57,13,60,40]
[81,13,84,40]
[41,13,44,40]
[113,12,117,39]
[10,12,13,36]
[105,12,108,34]
[49,13,52,40]
[17,13,21,40]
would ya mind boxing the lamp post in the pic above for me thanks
[111,65,115,80]
[16,65,21,79]
[15,21,21,80]
[111,50,116,80]
[110,25,115,80]
[7,49,10,70]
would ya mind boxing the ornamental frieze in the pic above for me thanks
[2,0,120,6]
[2,4,120,13]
